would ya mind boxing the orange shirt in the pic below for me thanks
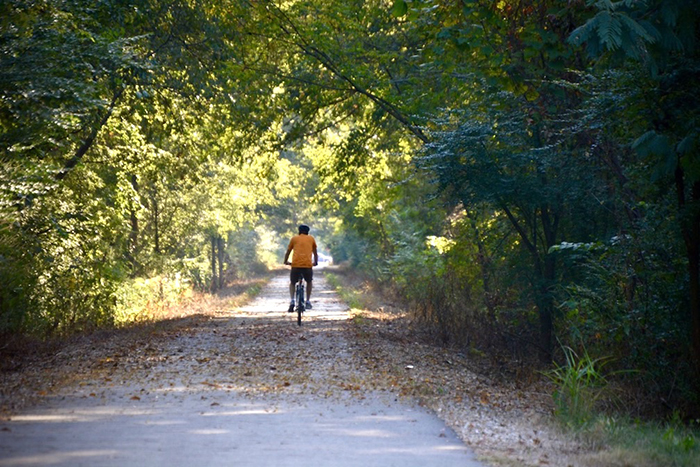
[287,234,317,268]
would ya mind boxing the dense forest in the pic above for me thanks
[1,0,698,417]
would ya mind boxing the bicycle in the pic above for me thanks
[284,256,316,326]
[292,275,305,326]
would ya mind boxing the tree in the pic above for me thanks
[0,0,294,333]
[394,0,596,359]
[568,0,700,376]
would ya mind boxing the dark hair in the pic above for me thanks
[298,224,310,234]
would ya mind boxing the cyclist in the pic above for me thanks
[283,224,318,312]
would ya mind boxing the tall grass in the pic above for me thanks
[574,415,700,466]
[546,345,615,428]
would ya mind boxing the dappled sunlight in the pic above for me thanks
[201,409,278,417]
[330,428,396,438]
[3,0,690,464]
[0,271,479,467]
[137,420,186,426]
[353,414,411,422]
[361,446,465,455]
[10,406,158,423]
[0,450,119,466]
[9,414,91,423]
[233,273,350,323]
[188,429,230,435]
[1,391,474,466]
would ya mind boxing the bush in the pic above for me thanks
[554,230,697,416]
[113,273,192,326]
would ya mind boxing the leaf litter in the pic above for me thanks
[1,272,597,466]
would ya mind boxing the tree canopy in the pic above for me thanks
[1,0,698,415]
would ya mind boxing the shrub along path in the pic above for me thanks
[1,271,489,466]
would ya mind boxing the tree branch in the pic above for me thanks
[56,87,124,181]
[501,202,537,255]
[266,2,429,143]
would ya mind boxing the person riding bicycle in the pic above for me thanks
[283,224,318,312]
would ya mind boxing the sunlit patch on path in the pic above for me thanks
[236,270,349,322]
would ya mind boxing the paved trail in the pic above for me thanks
[0,271,484,466]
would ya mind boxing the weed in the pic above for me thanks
[545,345,614,428]
[351,312,367,326]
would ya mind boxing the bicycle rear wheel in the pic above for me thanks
[296,282,305,326]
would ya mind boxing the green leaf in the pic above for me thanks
[660,1,679,27]
[392,0,408,17]
[597,11,622,50]
[568,18,596,47]
[436,27,453,40]
[632,131,672,157]
[677,133,697,155]
[633,131,676,181]
[678,132,700,182]
[618,14,657,44]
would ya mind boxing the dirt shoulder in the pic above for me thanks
[323,266,610,467]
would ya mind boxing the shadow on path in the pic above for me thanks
[0,271,484,467]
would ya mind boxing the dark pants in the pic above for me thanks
[290,267,313,284]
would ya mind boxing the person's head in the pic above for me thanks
[298,224,310,235]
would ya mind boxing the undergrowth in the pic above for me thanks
[547,345,700,466]
[333,265,700,466]
[324,270,368,311]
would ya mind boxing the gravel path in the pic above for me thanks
[0,271,484,467]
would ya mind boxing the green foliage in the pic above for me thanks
[568,0,658,59]
[113,273,191,326]
[1,0,698,426]
[324,272,363,311]
[546,345,616,428]
[0,0,305,337]
[561,414,700,466]
[0,178,127,335]
[0,0,152,164]
[554,223,695,412]
[568,0,698,68]
[226,226,277,278]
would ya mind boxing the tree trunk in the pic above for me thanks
[538,205,559,362]
[676,166,700,376]
[56,88,123,181]
[683,183,700,376]
[465,208,496,317]
[152,194,160,255]
[537,254,556,363]
[502,203,557,361]
[127,175,139,275]
[689,236,700,376]
[211,236,218,293]
[217,236,225,290]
